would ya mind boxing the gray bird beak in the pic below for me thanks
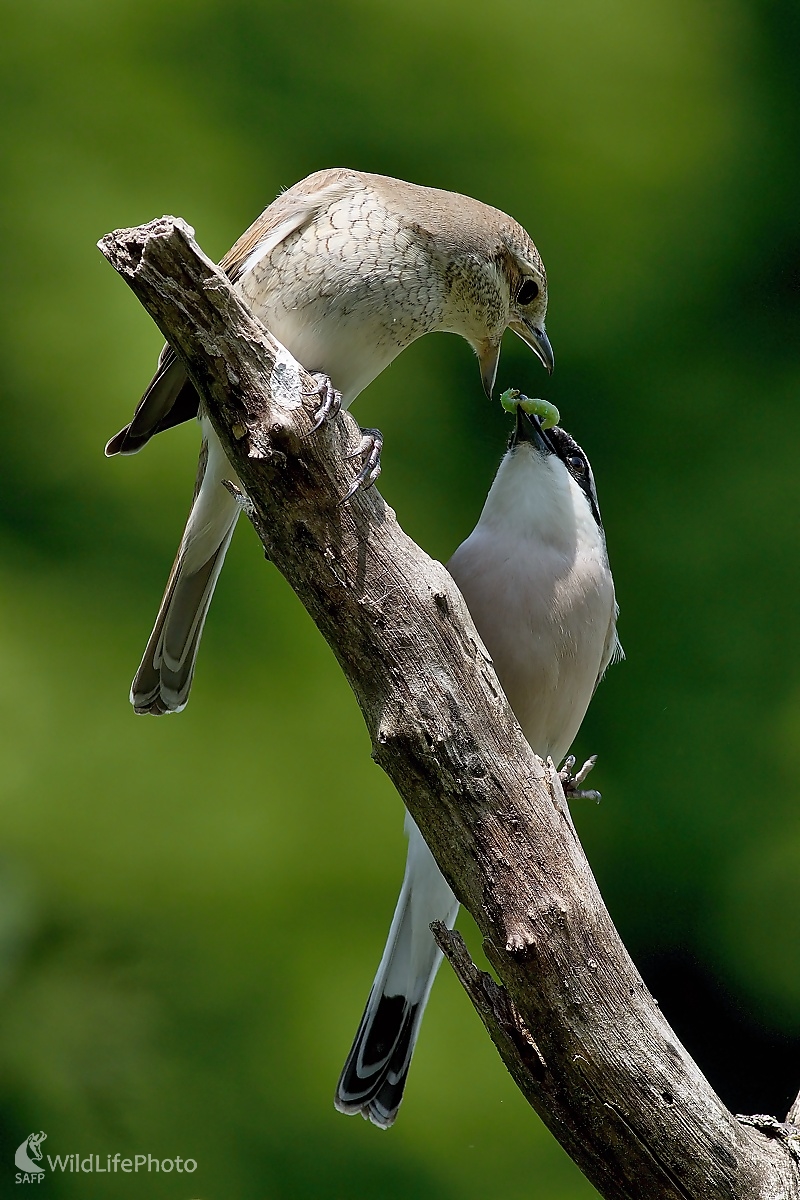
[477,340,502,399]
[511,406,555,455]
[509,319,555,375]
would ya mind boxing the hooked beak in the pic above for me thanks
[477,340,502,399]
[509,319,555,375]
[511,405,555,455]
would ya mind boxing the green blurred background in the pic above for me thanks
[1,0,799,1195]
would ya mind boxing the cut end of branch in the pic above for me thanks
[97,216,197,278]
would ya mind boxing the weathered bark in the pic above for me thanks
[98,217,800,1199]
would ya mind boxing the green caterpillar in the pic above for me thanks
[499,388,560,430]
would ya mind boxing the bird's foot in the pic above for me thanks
[559,755,601,803]
[306,373,342,433]
[342,427,383,503]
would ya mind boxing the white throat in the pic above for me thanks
[477,442,601,558]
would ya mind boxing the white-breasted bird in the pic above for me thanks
[105,168,554,716]
[335,404,620,1128]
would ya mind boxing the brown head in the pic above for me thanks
[440,215,553,398]
[368,174,554,397]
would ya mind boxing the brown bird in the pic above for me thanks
[106,168,554,715]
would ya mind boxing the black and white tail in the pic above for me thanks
[335,816,459,1128]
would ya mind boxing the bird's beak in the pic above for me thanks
[477,340,502,399]
[511,405,554,455]
[509,319,555,375]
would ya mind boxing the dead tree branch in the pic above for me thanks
[98,216,800,1200]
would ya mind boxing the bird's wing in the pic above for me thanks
[220,168,357,282]
[105,343,196,455]
[594,600,623,692]
[105,169,359,456]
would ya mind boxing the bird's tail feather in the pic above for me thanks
[335,818,458,1128]
[131,426,240,716]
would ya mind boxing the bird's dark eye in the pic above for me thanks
[567,455,586,475]
[517,278,540,306]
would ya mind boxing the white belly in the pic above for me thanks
[249,300,409,409]
[447,529,614,764]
